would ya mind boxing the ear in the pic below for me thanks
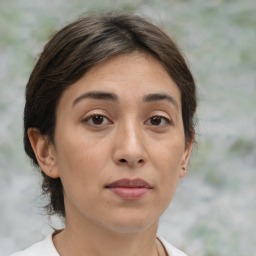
[27,128,59,178]
[179,137,194,179]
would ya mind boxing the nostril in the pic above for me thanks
[118,158,144,165]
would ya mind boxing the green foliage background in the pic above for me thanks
[0,0,255,255]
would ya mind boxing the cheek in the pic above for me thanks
[149,140,185,216]
[55,139,105,206]
[151,137,185,171]
[55,131,111,182]
[149,137,185,198]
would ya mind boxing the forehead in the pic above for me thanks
[58,52,181,108]
[86,52,172,84]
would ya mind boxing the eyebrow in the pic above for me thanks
[73,91,118,106]
[143,93,179,110]
[73,91,179,110]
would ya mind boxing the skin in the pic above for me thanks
[28,52,193,256]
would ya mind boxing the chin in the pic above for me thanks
[101,210,159,234]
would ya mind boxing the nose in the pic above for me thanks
[112,121,147,168]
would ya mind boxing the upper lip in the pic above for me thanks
[106,178,152,188]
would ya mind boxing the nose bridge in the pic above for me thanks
[113,117,146,166]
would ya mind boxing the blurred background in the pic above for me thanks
[0,0,255,255]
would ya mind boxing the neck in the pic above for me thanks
[53,215,161,256]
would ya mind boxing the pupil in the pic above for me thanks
[93,115,103,124]
[151,116,161,125]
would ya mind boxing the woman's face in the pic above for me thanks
[47,53,192,233]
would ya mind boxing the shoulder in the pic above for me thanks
[9,234,59,256]
[157,235,188,256]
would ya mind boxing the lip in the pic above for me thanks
[105,178,152,200]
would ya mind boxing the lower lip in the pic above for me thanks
[108,187,150,200]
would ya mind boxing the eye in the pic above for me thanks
[145,116,171,126]
[83,114,112,126]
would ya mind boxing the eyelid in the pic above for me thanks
[159,115,172,125]
[145,114,173,126]
[148,111,172,122]
[82,108,113,121]
[82,112,113,126]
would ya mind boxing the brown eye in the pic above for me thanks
[150,116,162,125]
[83,114,111,126]
[146,116,171,126]
[92,115,104,125]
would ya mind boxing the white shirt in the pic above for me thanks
[10,234,187,256]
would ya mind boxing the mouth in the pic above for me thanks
[105,178,153,200]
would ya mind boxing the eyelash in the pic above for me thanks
[82,114,112,126]
[82,114,172,127]
[145,115,172,126]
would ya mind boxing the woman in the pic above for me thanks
[12,13,197,256]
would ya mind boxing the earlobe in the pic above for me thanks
[179,166,187,178]
[27,128,59,178]
[179,138,194,179]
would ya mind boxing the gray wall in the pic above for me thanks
[0,0,255,255]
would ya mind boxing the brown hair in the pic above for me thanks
[24,13,197,217]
